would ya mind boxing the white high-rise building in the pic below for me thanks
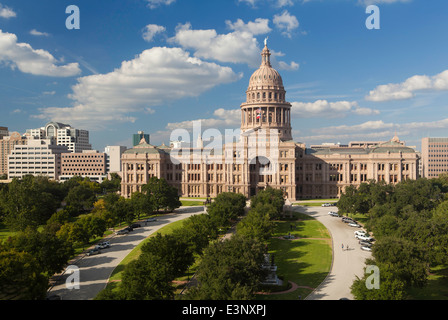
[26,122,92,153]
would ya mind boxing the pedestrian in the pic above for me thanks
[342,243,344,251]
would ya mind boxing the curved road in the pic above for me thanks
[48,206,205,300]
[292,205,372,300]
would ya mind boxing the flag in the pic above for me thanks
[256,108,261,119]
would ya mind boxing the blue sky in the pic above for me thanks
[1,0,448,151]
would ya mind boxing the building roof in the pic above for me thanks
[123,138,168,155]
[248,44,284,90]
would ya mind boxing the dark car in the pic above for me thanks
[145,217,157,222]
[87,248,101,256]
[116,229,129,235]
[130,223,141,228]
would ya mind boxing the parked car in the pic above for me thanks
[87,248,101,256]
[98,241,111,249]
[348,222,361,228]
[342,217,355,223]
[354,230,367,236]
[361,246,372,252]
[125,226,133,232]
[146,217,157,222]
[328,211,339,217]
[321,203,331,207]
[356,234,373,241]
[359,240,372,247]
[116,229,129,235]
[130,223,141,228]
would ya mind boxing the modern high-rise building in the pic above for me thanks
[0,132,27,176]
[26,122,92,153]
[133,131,150,146]
[421,137,448,178]
[120,43,420,200]
[0,127,8,139]
[8,138,70,180]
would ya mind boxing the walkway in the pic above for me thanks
[48,206,205,300]
[292,205,372,300]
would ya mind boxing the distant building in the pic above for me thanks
[60,150,107,182]
[133,131,150,146]
[0,132,27,176]
[0,127,8,139]
[104,146,127,173]
[421,137,448,178]
[8,138,70,180]
[26,122,92,153]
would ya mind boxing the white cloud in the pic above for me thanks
[366,70,448,102]
[0,30,81,77]
[291,100,379,118]
[142,24,166,42]
[273,10,299,38]
[34,47,241,128]
[0,4,16,19]
[145,0,176,9]
[226,18,272,35]
[30,29,50,37]
[169,22,262,67]
[278,60,299,71]
[165,108,240,131]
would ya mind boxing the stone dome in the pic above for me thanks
[248,45,284,90]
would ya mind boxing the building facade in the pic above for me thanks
[105,145,127,174]
[26,122,92,153]
[59,150,107,182]
[0,132,27,176]
[421,137,448,178]
[8,138,70,180]
[121,44,420,200]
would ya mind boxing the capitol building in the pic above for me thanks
[121,43,420,200]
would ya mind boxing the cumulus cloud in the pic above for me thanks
[366,70,448,102]
[34,47,241,128]
[0,30,81,77]
[273,10,299,38]
[358,0,411,6]
[225,18,272,35]
[0,4,15,18]
[291,100,380,118]
[142,24,166,42]
[169,22,263,67]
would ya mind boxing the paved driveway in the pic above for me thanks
[48,206,205,300]
[292,205,372,300]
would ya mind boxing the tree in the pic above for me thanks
[64,184,96,216]
[116,233,194,300]
[0,248,49,300]
[186,234,267,300]
[4,227,73,276]
[176,214,219,255]
[237,203,275,242]
[100,173,122,193]
[207,192,246,228]
[142,177,181,213]
[130,191,154,220]
[0,176,60,231]
[250,187,284,219]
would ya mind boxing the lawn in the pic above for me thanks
[406,265,448,300]
[256,211,332,300]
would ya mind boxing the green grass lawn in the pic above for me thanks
[256,211,332,300]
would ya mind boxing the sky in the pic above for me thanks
[1,0,448,152]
